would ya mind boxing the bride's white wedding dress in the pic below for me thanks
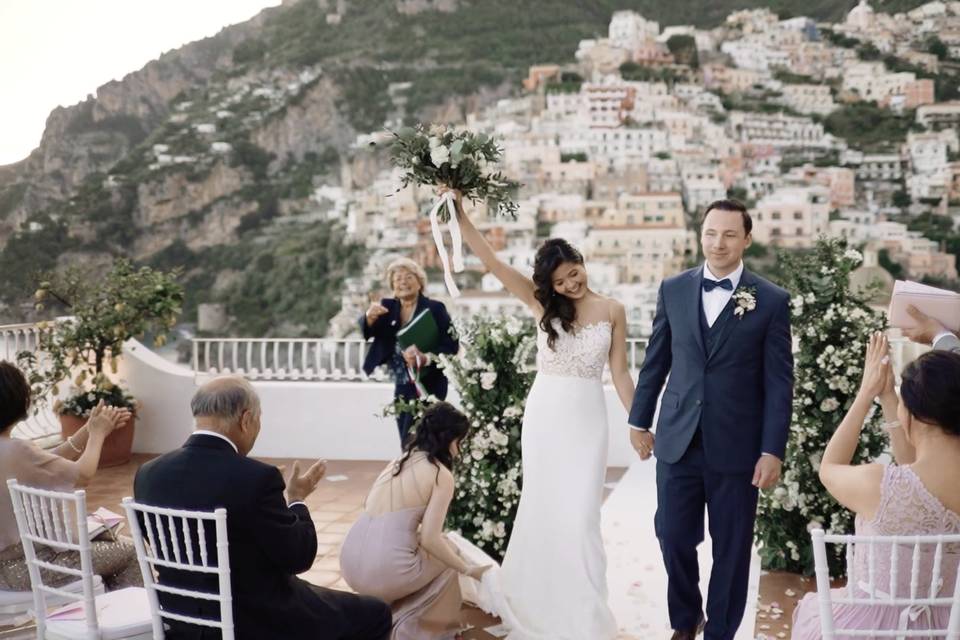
[457,319,617,639]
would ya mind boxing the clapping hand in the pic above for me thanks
[285,459,327,504]
[85,401,131,439]
[859,332,892,399]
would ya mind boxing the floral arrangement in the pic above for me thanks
[388,124,519,220]
[54,385,136,418]
[387,124,520,297]
[441,314,536,560]
[732,286,757,318]
[755,238,887,577]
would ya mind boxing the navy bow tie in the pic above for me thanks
[702,278,733,292]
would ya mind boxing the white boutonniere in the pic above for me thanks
[732,286,757,319]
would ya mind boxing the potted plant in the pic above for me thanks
[19,259,183,466]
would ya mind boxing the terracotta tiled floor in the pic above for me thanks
[17,455,805,639]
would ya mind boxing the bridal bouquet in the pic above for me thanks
[388,124,519,296]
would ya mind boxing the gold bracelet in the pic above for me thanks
[66,435,83,454]
[882,419,901,431]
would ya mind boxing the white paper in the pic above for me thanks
[324,474,349,482]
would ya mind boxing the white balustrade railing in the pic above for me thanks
[190,334,922,383]
[191,337,652,381]
[0,321,64,443]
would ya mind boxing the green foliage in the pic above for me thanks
[0,183,27,218]
[230,139,274,180]
[927,36,949,61]
[821,27,860,49]
[878,248,905,279]
[619,61,682,84]
[774,69,816,84]
[217,222,366,336]
[19,260,183,413]
[892,190,912,209]
[857,42,882,61]
[0,216,79,304]
[824,103,914,152]
[233,38,268,65]
[755,239,887,576]
[561,152,588,163]
[332,67,393,132]
[666,34,699,69]
[389,123,519,219]
[441,314,536,560]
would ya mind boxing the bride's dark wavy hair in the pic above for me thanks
[394,402,471,478]
[533,238,585,350]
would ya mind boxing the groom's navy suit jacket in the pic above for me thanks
[628,266,793,473]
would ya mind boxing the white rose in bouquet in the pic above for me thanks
[480,371,498,390]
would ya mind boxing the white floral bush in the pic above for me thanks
[755,238,888,577]
[440,314,536,561]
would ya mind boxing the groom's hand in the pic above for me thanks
[752,455,781,489]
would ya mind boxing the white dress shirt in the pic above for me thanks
[702,261,744,327]
[192,430,239,453]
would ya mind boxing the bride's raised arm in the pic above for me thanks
[452,191,540,314]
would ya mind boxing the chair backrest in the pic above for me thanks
[811,528,960,639]
[6,478,101,639]
[122,497,234,640]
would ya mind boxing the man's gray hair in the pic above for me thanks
[191,376,260,421]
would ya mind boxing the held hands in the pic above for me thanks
[630,429,655,461]
[285,459,327,504]
[752,455,782,490]
[859,332,893,400]
[903,305,949,345]
[85,401,132,439]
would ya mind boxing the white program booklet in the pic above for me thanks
[888,280,960,333]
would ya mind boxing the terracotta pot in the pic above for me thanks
[59,411,136,468]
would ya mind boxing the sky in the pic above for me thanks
[0,0,281,166]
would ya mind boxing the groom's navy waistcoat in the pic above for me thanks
[629,266,794,473]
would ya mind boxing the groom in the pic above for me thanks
[629,199,793,640]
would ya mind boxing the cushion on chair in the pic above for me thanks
[45,587,154,640]
[0,576,104,614]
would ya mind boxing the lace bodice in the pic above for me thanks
[851,465,960,597]
[536,320,611,380]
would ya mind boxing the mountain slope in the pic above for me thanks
[0,0,935,333]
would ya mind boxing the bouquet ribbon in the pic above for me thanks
[428,191,465,298]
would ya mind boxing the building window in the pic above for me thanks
[794,211,803,220]
[771,228,782,237]
[772,212,781,220]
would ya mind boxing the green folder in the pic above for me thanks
[396,308,440,353]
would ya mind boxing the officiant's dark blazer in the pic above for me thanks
[133,434,389,639]
[359,294,459,395]
[629,266,794,473]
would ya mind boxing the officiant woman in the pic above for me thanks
[360,258,460,443]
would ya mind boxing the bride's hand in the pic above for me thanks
[858,332,891,399]
[465,564,491,580]
[438,186,466,219]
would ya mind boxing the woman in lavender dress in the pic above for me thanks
[340,403,490,640]
[793,335,960,638]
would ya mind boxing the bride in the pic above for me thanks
[450,191,639,639]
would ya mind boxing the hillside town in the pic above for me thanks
[161,1,960,339]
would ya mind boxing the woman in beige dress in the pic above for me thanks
[340,402,489,640]
[0,361,141,591]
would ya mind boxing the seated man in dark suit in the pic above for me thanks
[134,376,391,640]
